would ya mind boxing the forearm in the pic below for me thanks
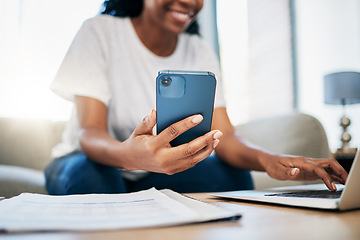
[78,127,127,168]
[75,96,133,169]
[212,107,270,171]
[214,132,271,171]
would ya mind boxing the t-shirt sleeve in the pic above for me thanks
[50,18,111,105]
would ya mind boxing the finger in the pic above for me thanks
[265,161,289,181]
[183,139,218,165]
[168,142,216,174]
[279,157,336,190]
[162,130,221,170]
[154,114,204,146]
[317,159,348,184]
[296,161,337,191]
[168,130,222,159]
[329,174,344,184]
[150,130,221,175]
[289,168,300,178]
[133,109,156,136]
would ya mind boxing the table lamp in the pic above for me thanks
[324,71,360,171]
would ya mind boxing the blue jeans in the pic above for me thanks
[45,152,254,195]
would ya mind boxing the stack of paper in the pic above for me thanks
[0,188,240,232]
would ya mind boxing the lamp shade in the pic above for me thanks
[324,71,360,105]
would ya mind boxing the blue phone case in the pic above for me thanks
[156,70,216,146]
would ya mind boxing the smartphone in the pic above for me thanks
[156,70,216,146]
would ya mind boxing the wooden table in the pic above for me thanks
[1,193,360,240]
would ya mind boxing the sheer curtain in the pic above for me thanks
[246,0,294,120]
[217,0,295,125]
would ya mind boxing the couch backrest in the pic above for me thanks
[0,113,331,172]
[236,112,332,158]
[0,118,65,171]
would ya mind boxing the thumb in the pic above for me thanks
[288,167,300,179]
[133,109,156,136]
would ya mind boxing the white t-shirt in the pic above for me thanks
[51,15,226,179]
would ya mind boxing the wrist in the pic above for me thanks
[106,139,133,169]
[257,150,279,172]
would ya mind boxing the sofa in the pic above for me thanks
[0,112,331,198]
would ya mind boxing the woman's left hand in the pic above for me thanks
[262,154,348,191]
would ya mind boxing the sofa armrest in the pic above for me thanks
[0,165,47,198]
[0,118,65,171]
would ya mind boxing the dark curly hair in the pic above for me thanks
[101,0,200,35]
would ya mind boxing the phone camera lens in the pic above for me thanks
[161,77,172,87]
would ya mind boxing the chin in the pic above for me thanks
[168,23,191,35]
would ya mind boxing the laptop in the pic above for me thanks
[209,149,360,211]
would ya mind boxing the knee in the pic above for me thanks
[46,153,127,194]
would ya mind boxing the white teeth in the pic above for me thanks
[172,11,194,20]
[174,11,190,20]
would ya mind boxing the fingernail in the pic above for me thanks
[332,182,337,191]
[290,168,299,176]
[149,109,154,118]
[144,110,151,122]
[144,110,154,123]
[192,115,203,124]
[144,116,149,123]
[213,139,220,148]
[213,130,223,139]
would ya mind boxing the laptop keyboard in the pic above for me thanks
[265,189,343,199]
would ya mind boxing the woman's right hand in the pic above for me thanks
[121,109,222,174]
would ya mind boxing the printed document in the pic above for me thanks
[0,188,240,232]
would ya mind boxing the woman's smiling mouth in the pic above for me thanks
[169,10,195,23]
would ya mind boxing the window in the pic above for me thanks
[217,0,294,126]
[216,0,250,125]
[295,0,360,151]
[0,0,103,120]
[217,0,360,150]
